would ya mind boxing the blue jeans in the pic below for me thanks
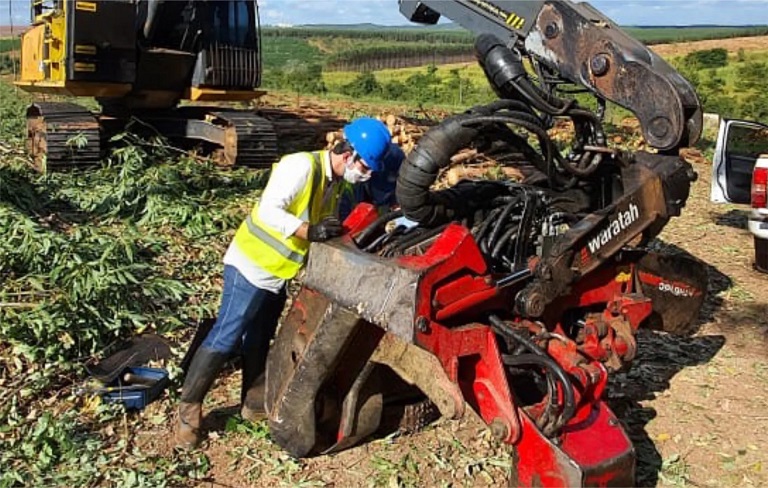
[202,265,287,371]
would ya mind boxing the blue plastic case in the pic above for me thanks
[102,366,169,410]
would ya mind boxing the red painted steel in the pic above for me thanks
[361,222,650,486]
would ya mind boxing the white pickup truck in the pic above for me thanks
[710,118,768,273]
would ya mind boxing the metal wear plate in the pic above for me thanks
[303,240,422,343]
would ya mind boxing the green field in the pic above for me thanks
[670,48,768,120]
[256,24,768,116]
[259,25,768,72]
[0,38,19,53]
[261,36,325,69]
[262,25,768,45]
[626,25,768,44]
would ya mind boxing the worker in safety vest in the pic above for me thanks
[175,117,392,449]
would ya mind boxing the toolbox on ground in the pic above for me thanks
[101,366,169,410]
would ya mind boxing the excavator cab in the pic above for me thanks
[17,0,277,170]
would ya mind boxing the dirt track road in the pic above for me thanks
[650,35,768,57]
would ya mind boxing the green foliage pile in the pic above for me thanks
[0,81,268,485]
[0,134,267,360]
[0,54,19,75]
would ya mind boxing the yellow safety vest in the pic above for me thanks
[232,151,343,279]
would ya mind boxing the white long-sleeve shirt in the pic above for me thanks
[223,151,335,293]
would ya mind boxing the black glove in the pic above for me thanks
[307,217,343,242]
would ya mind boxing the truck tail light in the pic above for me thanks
[752,167,768,209]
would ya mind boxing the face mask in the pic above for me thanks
[343,161,371,184]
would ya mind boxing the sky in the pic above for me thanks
[0,0,766,27]
[258,0,768,27]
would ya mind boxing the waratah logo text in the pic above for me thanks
[587,202,640,254]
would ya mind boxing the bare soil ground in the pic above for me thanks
[650,35,768,57]
[120,91,768,487]
[0,26,25,37]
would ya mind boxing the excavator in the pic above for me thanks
[16,0,277,170]
[264,1,710,487]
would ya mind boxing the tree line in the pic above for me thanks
[325,44,475,71]
[261,27,474,45]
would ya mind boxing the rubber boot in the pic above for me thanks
[175,347,228,449]
[239,287,286,422]
[240,353,267,422]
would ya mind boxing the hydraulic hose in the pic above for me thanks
[475,34,571,116]
[354,209,403,249]
[395,115,481,226]
[460,115,556,177]
[502,353,573,436]
[492,223,520,261]
[384,224,449,257]
[486,200,516,252]
[475,33,609,182]
[488,314,576,433]
[562,152,603,178]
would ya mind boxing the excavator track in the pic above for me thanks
[209,110,278,168]
[26,102,101,171]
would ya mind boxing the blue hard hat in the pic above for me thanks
[343,117,391,172]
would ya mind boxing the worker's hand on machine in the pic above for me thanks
[308,217,344,242]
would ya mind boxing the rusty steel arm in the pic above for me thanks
[399,0,703,151]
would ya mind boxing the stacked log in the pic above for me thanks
[261,99,528,187]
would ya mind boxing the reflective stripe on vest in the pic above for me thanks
[232,151,331,280]
[244,215,303,264]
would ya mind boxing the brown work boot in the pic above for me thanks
[173,346,228,449]
[175,401,203,449]
[241,372,266,422]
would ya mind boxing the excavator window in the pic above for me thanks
[208,0,258,49]
[31,0,58,21]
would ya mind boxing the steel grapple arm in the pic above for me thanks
[400,0,703,151]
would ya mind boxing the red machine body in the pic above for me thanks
[265,1,709,482]
[266,201,706,486]
[354,204,640,486]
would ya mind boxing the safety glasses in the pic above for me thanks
[350,151,372,173]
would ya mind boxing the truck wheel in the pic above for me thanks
[754,236,768,274]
